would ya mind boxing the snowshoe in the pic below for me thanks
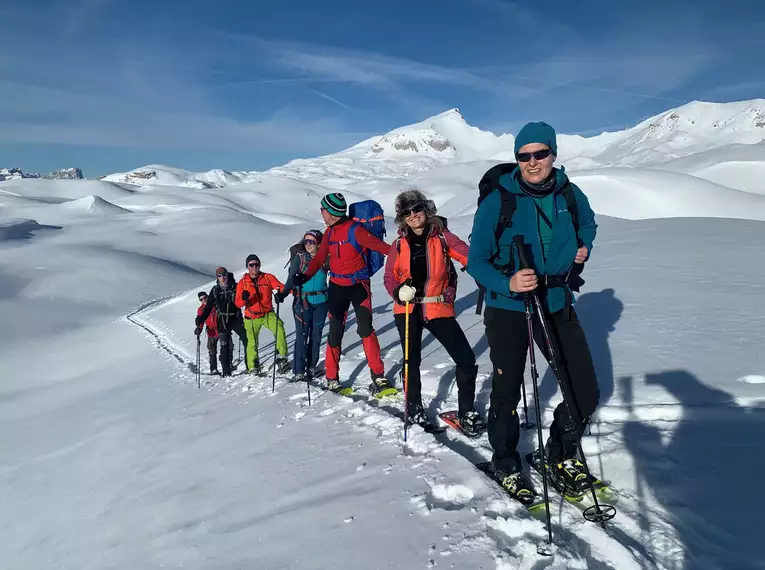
[326,378,353,396]
[459,410,487,437]
[405,406,446,434]
[290,372,306,383]
[476,462,541,509]
[369,374,397,399]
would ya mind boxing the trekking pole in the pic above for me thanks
[403,300,411,442]
[300,286,311,406]
[513,236,615,530]
[520,378,534,430]
[272,297,281,394]
[196,333,201,390]
[513,239,553,553]
[239,338,242,363]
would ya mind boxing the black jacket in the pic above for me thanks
[196,272,242,326]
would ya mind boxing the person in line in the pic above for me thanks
[195,290,220,375]
[196,267,248,377]
[467,121,599,501]
[235,254,291,376]
[292,193,391,394]
[281,230,330,381]
[384,189,486,436]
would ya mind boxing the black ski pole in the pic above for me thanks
[520,377,534,430]
[196,333,201,390]
[513,237,553,553]
[513,236,615,528]
[272,297,281,394]
[300,286,311,406]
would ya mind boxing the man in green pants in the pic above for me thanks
[235,254,291,376]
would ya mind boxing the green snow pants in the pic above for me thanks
[244,311,288,369]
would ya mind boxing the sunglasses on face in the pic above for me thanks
[216,274,226,278]
[303,239,318,245]
[247,262,260,268]
[516,148,553,162]
[199,296,208,302]
[400,203,425,218]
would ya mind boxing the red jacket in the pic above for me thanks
[197,303,219,337]
[235,272,285,318]
[304,218,390,286]
[384,227,468,321]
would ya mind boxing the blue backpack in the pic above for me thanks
[346,199,387,280]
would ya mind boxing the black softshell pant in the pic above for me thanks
[485,306,599,473]
[217,314,248,375]
[394,310,478,417]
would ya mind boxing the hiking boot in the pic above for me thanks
[491,464,537,505]
[291,372,306,383]
[249,363,265,376]
[326,378,343,393]
[276,356,291,375]
[459,410,487,438]
[548,458,591,497]
[369,373,393,396]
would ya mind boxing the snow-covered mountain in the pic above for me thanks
[1,167,83,181]
[102,99,765,193]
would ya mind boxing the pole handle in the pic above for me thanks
[513,235,531,270]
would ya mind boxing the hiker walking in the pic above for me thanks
[466,121,599,502]
[292,193,392,395]
[235,254,291,376]
[281,230,330,381]
[384,189,487,435]
[195,290,220,374]
[196,267,248,377]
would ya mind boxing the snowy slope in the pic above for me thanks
[2,163,765,570]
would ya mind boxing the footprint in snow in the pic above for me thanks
[344,516,354,523]
[356,461,367,471]
[425,484,474,512]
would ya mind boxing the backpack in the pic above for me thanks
[345,199,387,280]
[472,163,581,315]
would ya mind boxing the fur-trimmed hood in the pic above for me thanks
[394,189,440,231]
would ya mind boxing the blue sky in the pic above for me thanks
[1,0,764,177]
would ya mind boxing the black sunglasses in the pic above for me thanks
[400,203,425,218]
[516,148,553,162]
[247,262,260,268]
[303,238,318,245]
[216,273,226,278]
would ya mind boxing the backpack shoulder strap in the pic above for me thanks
[347,221,362,253]
[491,189,517,263]
[561,181,582,247]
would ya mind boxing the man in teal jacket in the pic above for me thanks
[467,121,599,503]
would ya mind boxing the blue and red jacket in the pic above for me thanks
[304,218,390,286]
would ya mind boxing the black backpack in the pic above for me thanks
[471,163,582,315]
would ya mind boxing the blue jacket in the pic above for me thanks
[284,251,328,306]
[466,166,597,313]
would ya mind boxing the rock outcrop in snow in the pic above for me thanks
[45,168,84,180]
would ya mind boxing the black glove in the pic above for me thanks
[241,290,250,302]
[292,272,308,286]
[194,326,202,336]
[195,316,204,327]
[392,278,414,306]
[274,290,287,304]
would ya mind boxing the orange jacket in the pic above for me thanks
[235,272,284,318]
[384,227,469,320]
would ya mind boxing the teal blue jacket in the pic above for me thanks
[284,252,328,305]
[466,166,597,313]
